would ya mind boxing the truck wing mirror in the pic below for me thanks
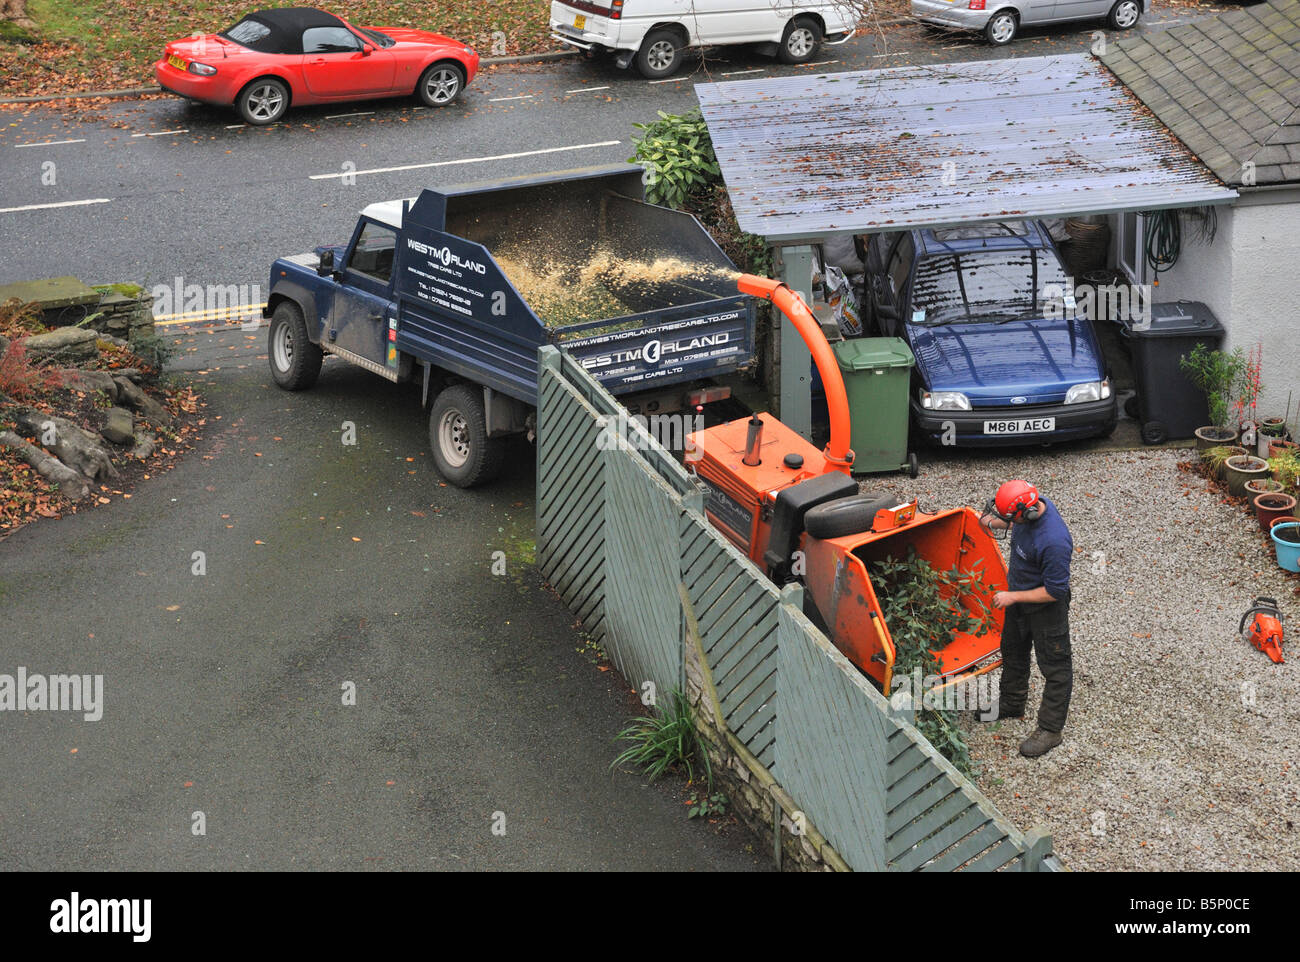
[317,249,335,277]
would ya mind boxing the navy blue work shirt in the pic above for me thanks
[1007,496,1073,603]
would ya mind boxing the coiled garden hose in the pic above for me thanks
[1144,209,1182,277]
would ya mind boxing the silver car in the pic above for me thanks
[911,0,1142,45]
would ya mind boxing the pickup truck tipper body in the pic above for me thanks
[264,165,756,485]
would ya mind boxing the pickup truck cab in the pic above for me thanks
[264,166,756,486]
[550,1,856,78]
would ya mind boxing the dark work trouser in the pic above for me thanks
[998,598,1072,733]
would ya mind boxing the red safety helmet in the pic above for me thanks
[995,480,1042,522]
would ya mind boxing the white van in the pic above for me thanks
[549,1,857,78]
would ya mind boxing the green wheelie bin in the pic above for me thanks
[833,337,918,477]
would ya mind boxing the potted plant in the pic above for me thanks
[1268,438,1298,459]
[1245,477,1284,497]
[1254,492,1298,532]
[1181,344,1246,449]
[1270,521,1300,572]
[1235,344,1263,452]
[1258,418,1286,457]
[1224,454,1269,498]
[1269,450,1300,488]
[1203,444,1246,481]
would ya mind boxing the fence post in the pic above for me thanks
[1021,826,1053,871]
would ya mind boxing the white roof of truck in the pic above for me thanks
[361,198,417,228]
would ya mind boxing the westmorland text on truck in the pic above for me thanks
[263,165,756,486]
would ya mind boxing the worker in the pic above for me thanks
[979,480,1074,758]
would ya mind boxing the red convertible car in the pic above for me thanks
[155,7,479,125]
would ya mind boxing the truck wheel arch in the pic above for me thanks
[648,22,690,46]
[266,291,317,338]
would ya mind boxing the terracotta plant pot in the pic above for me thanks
[1245,477,1284,497]
[1225,454,1270,498]
[1195,426,1238,451]
[1268,439,1298,459]
[1270,515,1300,530]
[1255,492,1298,532]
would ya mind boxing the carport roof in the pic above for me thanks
[695,54,1237,244]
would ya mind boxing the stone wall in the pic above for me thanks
[89,289,155,342]
[682,625,848,872]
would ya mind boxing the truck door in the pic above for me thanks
[330,219,397,369]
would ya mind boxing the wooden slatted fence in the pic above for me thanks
[535,346,1061,872]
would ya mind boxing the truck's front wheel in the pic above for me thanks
[268,301,323,391]
[430,384,505,487]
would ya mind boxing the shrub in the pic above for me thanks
[1180,344,1245,428]
[0,339,61,402]
[867,550,997,777]
[612,689,709,785]
[629,108,721,211]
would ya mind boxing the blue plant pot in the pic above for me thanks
[1270,522,1300,572]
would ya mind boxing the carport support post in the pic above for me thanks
[774,245,815,439]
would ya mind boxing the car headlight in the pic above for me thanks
[187,62,217,76]
[1065,379,1111,404]
[920,390,971,411]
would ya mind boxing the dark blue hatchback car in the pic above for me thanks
[864,220,1117,446]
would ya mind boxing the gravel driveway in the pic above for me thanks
[873,444,1299,871]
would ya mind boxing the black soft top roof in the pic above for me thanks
[221,7,348,55]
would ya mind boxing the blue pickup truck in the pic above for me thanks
[263,165,756,486]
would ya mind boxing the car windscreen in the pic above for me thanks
[357,27,396,47]
[910,249,1069,325]
[220,17,278,52]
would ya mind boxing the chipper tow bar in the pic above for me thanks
[687,274,1008,696]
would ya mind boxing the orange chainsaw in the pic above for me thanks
[1239,597,1285,664]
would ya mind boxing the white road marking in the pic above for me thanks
[489,94,535,102]
[325,110,375,119]
[648,77,684,84]
[721,68,764,76]
[309,140,622,180]
[14,139,86,148]
[131,129,189,137]
[225,124,247,129]
[805,60,838,67]
[0,197,112,214]
[565,85,611,93]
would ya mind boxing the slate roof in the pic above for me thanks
[1099,0,1300,187]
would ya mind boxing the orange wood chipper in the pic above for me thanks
[687,275,1008,695]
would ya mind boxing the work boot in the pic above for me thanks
[1019,729,1063,758]
[979,699,1025,722]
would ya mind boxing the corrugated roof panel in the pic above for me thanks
[696,54,1236,243]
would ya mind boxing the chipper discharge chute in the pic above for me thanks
[688,275,1007,694]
